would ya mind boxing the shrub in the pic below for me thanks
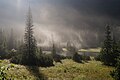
[37,54,54,67]
[59,55,66,60]
[94,55,101,61]
[0,50,9,59]
[10,53,54,67]
[10,44,54,67]
[53,54,62,63]
[85,56,91,61]
[73,52,82,63]
[82,55,91,61]
[10,54,21,64]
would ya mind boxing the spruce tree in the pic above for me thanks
[20,7,37,66]
[112,35,120,66]
[100,25,114,66]
[110,39,120,79]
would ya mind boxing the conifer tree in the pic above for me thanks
[100,25,114,66]
[110,31,120,79]
[20,7,37,65]
[112,35,120,65]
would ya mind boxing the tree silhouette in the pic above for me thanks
[20,7,37,66]
[100,25,119,66]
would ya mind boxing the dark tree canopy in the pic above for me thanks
[20,7,37,66]
[111,57,120,80]
[100,25,119,66]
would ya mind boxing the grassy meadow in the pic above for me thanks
[0,59,114,80]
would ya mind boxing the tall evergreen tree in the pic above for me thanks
[110,30,120,79]
[100,25,115,66]
[112,34,120,65]
[20,7,37,65]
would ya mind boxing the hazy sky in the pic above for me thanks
[0,0,120,48]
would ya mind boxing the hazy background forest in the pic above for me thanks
[0,0,120,80]
[0,0,120,48]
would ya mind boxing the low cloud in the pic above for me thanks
[0,0,120,48]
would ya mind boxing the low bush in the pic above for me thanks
[73,52,82,63]
[85,56,91,60]
[10,53,54,67]
[37,54,54,67]
[53,54,62,63]
[94,55,101,61]
[10,54,21,64]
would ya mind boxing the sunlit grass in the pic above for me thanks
[42,59,114,80]
[0,59,114,80]
[79,47,101,53]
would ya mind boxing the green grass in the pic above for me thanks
[0,59,114,80]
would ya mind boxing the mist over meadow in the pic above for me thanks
[0,0,120,80]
